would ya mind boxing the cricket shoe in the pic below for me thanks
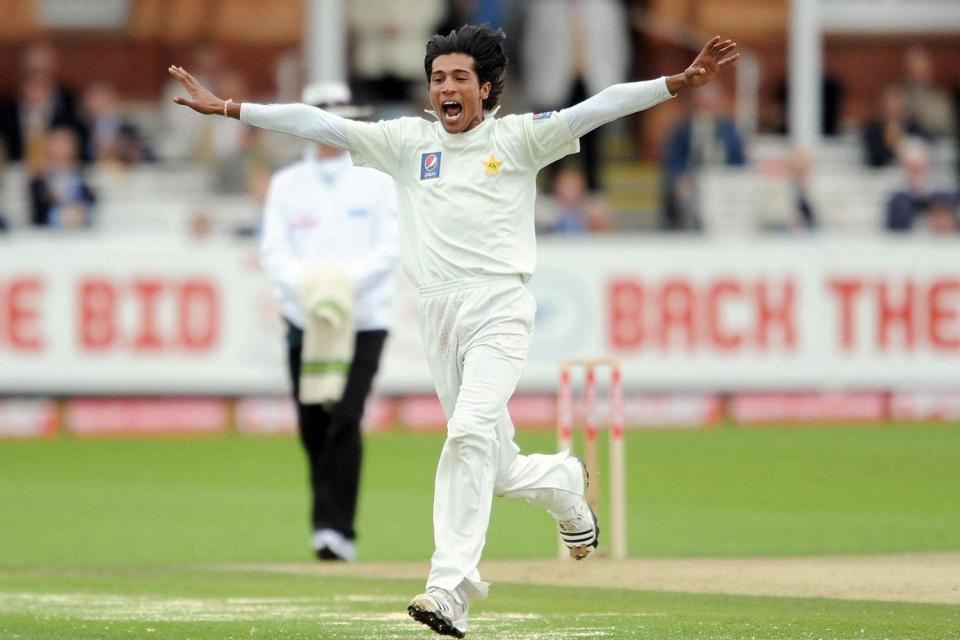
[407,586,469,638]
[555,458,600,560]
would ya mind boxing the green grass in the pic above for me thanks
[2,424,959,565]
[1,423,959,638]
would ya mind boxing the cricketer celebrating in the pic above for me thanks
[170,25,738,638]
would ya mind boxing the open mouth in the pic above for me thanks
[441,101,463,124]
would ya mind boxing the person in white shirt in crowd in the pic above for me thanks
[170,25,737,637]
[159,44,227,161]
[259,81,399,562]
[347,0,445,103]
[522,0,630,195]
[903,46,955,139]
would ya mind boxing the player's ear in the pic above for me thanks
[480,81,491,100]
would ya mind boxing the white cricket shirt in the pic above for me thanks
[259,149,399,330]
[343,112,578,286]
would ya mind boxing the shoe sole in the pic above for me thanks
[407,597,466,638]
[568,457,600,561]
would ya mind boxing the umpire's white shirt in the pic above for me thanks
[259,149,399,330]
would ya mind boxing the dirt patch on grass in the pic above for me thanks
[238,553,960,605]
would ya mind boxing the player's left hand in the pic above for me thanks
[683,37,739,88]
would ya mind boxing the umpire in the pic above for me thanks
[259,81,399,561]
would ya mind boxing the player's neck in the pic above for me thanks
[465,111,485,132]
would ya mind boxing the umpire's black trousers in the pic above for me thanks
[286,322,388,540]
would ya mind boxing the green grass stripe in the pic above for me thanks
[0,425,958,566]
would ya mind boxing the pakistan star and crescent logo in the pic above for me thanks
[482,153,503,176]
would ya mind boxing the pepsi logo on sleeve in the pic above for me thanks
[420,152,442,180]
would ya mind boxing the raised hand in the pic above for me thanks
[682,37,739,88]
[168,65,226,116]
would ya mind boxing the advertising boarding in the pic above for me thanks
[1,235,958,394]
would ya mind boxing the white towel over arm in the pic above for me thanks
[299,265,355,406]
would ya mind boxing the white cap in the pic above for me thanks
[301,81,351,107]
[300,81,374,120]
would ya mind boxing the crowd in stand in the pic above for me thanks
[862,47,959,234]
[0,0,958,237]
[0,43,153,231]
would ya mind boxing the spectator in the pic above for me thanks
[0,149,7,231]
[920,194,960,235]
[522,0,629,194]
[753,148,820,234]
[195,70,271,193]
[29,127,95,229]
[80,82,153,167]
[436,1,511,40]
[187,211,214,239]
[662,82,746,230]
[159,44,226,161]
[0,181,8,231]
[536,168,608,233]
[787,147,817,231]
[863,85,929,168]
[885,138,956,231]
[437,1,524,74]
[439,1,489,32]
[953,77,960,189]
[233,165,273,237]
[0,43,83,168]
[348,0,445,103]
[903,46,955,139]
[954,80,960,185]
[774,72,845,137]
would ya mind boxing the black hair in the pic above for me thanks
[424,24,507,112]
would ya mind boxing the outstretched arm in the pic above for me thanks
[167,65,350,149]
[561,37,739,139]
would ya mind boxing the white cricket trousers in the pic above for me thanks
[417,275,584,598]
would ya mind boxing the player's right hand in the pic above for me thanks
[168,65,226,116]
